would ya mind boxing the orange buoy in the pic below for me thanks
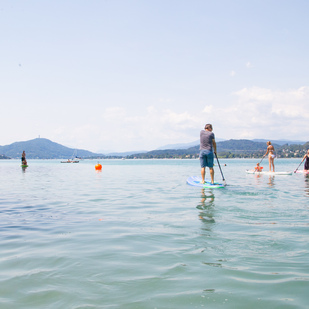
[95,163,102,170]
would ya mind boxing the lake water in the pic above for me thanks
[0,158,308,309]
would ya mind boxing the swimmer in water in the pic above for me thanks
[264,141,275,172]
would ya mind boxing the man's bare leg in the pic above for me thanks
[209,167,214,184]
[201,167,206,183]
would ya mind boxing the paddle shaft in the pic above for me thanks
[294,159,304,173]
[259,155,266,165]
[215,152,225,182]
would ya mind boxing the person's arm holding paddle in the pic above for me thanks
[263,145,270,159]
[294,152,307,173]
[258,148,268,165]
[213,138,217,155]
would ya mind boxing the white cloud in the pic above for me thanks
[233,86,309,118]
[59,106,203,152]
[212,86,309,140]
[9,87,309,153]
[230,70,236,77]
[161,110,198,128]
[159,98,173,103]
[102,107,126,121]
[202,105,214,114]
[246,61,253,68]
[233,87,275,101]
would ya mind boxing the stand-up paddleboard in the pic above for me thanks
[187,176,225,188]
[295,170,309,174]
[246,170,292,175]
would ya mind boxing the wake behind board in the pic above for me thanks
[187,176,225,188]
[246,170,292,175]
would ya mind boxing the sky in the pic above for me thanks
[1,0,309,153]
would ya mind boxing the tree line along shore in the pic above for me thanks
[97,142,309,160]
[1,139,308,160]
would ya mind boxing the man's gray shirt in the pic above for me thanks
[200,130,215,151]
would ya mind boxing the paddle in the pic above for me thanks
[215,152,226,185]
[252,154,266,173]
[258,154,266,165]
[294,159,304,173]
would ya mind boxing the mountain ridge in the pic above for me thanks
[0,138,102,159]
[156,138,307,150]
[1,138,308,159]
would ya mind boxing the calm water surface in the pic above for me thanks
[0,159,308,309]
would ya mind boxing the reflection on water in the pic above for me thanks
[198,188,215,208]
[253,173,263,186]
[268,175,275,187]
[304,174,309,196]
[1,159,309,309]
[197,189,215,224]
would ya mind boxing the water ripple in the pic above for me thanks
[0,159,308,308]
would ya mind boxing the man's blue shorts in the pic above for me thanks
[199,150,214,168]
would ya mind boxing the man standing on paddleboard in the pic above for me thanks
[200,124,217,184]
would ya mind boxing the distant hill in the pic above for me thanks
[0,154,10,159]
[252,139,306,145]
[217,139,276,152]
[145,139,273,156]
[128,139,309,159]
[1,137,308,160]
[156,138,305,150]
[0,138,102,159]
[156,140,200,150]
[156,138,226,150]
[105,150,148,157]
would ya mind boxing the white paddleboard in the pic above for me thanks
[246,170,292,175]
[295,170,309,174]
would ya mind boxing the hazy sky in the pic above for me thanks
[1,0,308,153]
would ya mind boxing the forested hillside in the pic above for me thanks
[0,138,101,159]
[1,138,308,159]
[126,140,309,159]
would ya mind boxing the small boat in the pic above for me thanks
[61,150,80,163]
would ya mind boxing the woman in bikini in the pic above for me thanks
[264,141,275,172]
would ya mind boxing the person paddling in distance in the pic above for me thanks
[199,124,217,184]
[300,149,309,171]
[21,150,27,166]
[264,141,275,172]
